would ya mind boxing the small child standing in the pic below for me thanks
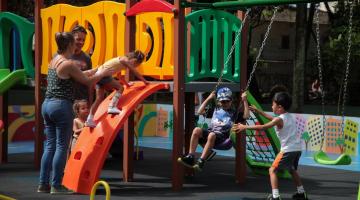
[232,92,308,200]
[85,50,149,127]
[178,87,249,171]
[71,99,89,151]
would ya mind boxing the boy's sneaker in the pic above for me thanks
[108,107,122,114]
[193,158,205,172]
[177,155,195,168]
[205,150,216,161]
[292,192,308,200]
[85,119,97,128]
[37,184,50,193]
[50,185,74,195]
[267,194,281,200]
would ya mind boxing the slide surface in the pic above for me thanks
[0,69,26,94]
[62,82,169,194]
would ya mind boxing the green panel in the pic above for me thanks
[185,9,241,82]
[0,12,35,78]
[246,91,281,153]
[229,91,289,178]
[246,155,290,178]
[0,68,10,78]
[0,69,26,94]
[313,150,352,165]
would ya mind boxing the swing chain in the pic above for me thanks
[199,9,250,125]
[213,8,251,93]
[340,1,354,141]
[316,1,353,151]
[245,6,279,91]
[315,7,327,151]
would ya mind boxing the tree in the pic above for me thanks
[335,136,345,153]
[301,131,311,151]
[292,5,307,112]
[314,2,360,107]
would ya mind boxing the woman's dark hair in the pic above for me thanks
[55,32,74,54]
[273,92,292,111]
[126,50,145,64]
[71,25,87,35]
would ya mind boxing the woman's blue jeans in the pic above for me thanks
[39,98,73,187]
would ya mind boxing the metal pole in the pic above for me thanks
[123,0,137,182]
[34,0,44,169]
[173,0,185,191]
[0,0,8,164]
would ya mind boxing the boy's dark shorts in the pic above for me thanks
[272,151,301,172]
[96,76,113,87]
[198,128,229,146]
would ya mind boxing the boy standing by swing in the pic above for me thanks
[232,92,307,200]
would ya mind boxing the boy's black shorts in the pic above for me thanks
[198,128,229,146]
[272,151,301,172]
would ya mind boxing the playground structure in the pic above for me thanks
[0,0,356,195]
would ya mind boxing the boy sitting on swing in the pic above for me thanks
[178,87,249,171]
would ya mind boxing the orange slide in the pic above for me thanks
[62,82,169,194]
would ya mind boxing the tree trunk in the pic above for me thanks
[292,5,307,112]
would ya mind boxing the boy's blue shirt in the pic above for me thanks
[210,107,235,134]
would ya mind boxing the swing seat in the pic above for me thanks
[213,138,233,150]
[313,150,352,165]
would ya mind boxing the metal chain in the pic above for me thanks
[213,9,251,93]
[199,9,250,124]
[340,1,353,142]
[245,6,279,91]
[315,8,327,151]
[316,1,353,151]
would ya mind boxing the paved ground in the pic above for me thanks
[0,147,359,200]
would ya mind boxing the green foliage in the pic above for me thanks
[315,3,360,105]
[301,131,311,142]
[164,120,173,129]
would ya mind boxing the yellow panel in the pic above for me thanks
[40,4,62,74]
[136,12,174,80]
[60,4,81,32]
[103,2,126,62]
[161,13,174,80]
[81,2,106,67]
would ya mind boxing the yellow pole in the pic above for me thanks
[0,194,16,200]
[89,180,111,200]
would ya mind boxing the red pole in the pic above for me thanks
[173,0,185,191]
[0,0,7,10]
[34,0,44,169]
[0,0,8,164]
[235,10,249,184]
[123,0,137,182]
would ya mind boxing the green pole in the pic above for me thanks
[213,0,336,8]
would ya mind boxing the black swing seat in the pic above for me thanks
[213,137,233,150]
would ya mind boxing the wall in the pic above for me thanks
[7,104,359,158]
